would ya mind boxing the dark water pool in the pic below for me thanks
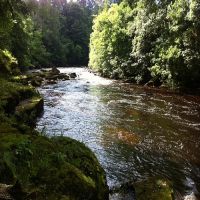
[36,68,200,198]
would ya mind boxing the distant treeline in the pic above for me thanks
[0,0,101,70]
[89,0,200,88]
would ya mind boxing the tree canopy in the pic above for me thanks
[89,0,200,88]
[0,0,199,89]
[0,0,94,70]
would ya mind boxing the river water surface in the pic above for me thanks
[36,67,200,198]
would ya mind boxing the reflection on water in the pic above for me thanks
[36,67,200,197]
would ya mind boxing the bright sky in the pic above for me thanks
[66,0,77,2]
[36,0,78,2]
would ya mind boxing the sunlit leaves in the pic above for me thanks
[89,0,200,88]
[89,2,132,78]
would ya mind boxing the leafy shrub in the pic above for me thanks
[89,0,200,89]
[0,50,18,74]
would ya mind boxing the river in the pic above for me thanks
[36,67,200,198]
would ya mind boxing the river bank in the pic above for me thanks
[88,68,200,97]
[0,70,109,200]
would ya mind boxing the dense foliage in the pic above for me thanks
[89,0,200,88]
[1,0,199,88]
[0,0,94,69]
[0,0,29,70]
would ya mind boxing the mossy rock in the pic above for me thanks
[0,78,38,114]
[0,78,43,133]
[0,134,109,200]
[134,178,173,200]
[10,75,29,85]
[110,178,173,200]
[15,97,44,126]
[31,76,43,87]
[11,74,44,87]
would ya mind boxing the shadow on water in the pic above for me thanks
[36,67,200,198]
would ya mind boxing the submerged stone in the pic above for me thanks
[134,178,173,200]
[110,178,173,200]
[109,182,135,200]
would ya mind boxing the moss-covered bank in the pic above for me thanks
[0,77,109,200]
[0,134,108,200]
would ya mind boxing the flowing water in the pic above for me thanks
[36,67,200,198]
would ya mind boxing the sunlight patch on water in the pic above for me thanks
[59,67,113,86]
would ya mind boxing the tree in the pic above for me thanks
[0,0,29,67]
[89,2,132,78]
[89,0,200,88]
[61,2,92,65]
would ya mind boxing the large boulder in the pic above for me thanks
[15,97,44,126]
[0,135,109,200]
[0,79,38,115]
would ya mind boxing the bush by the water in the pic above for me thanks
[0,50,18,74]
[89,0,200,88]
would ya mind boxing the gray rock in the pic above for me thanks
[51,67,60,75]
[69,72,77,79]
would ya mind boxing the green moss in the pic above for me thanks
[134,178,173,200]
[10,75,29,85]
[52,137,108,199]
[0,123,19,135]
[0,78,42,131]
[15,97,44,126]
[0,78,38,110]
[16,97,43,112]
[0,50,18,74]
[0,135,109,200]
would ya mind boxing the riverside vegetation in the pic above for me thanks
[0,0,199,199]
[89,0,200,90]
[0,61,109,199]
[0,1,109,198]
